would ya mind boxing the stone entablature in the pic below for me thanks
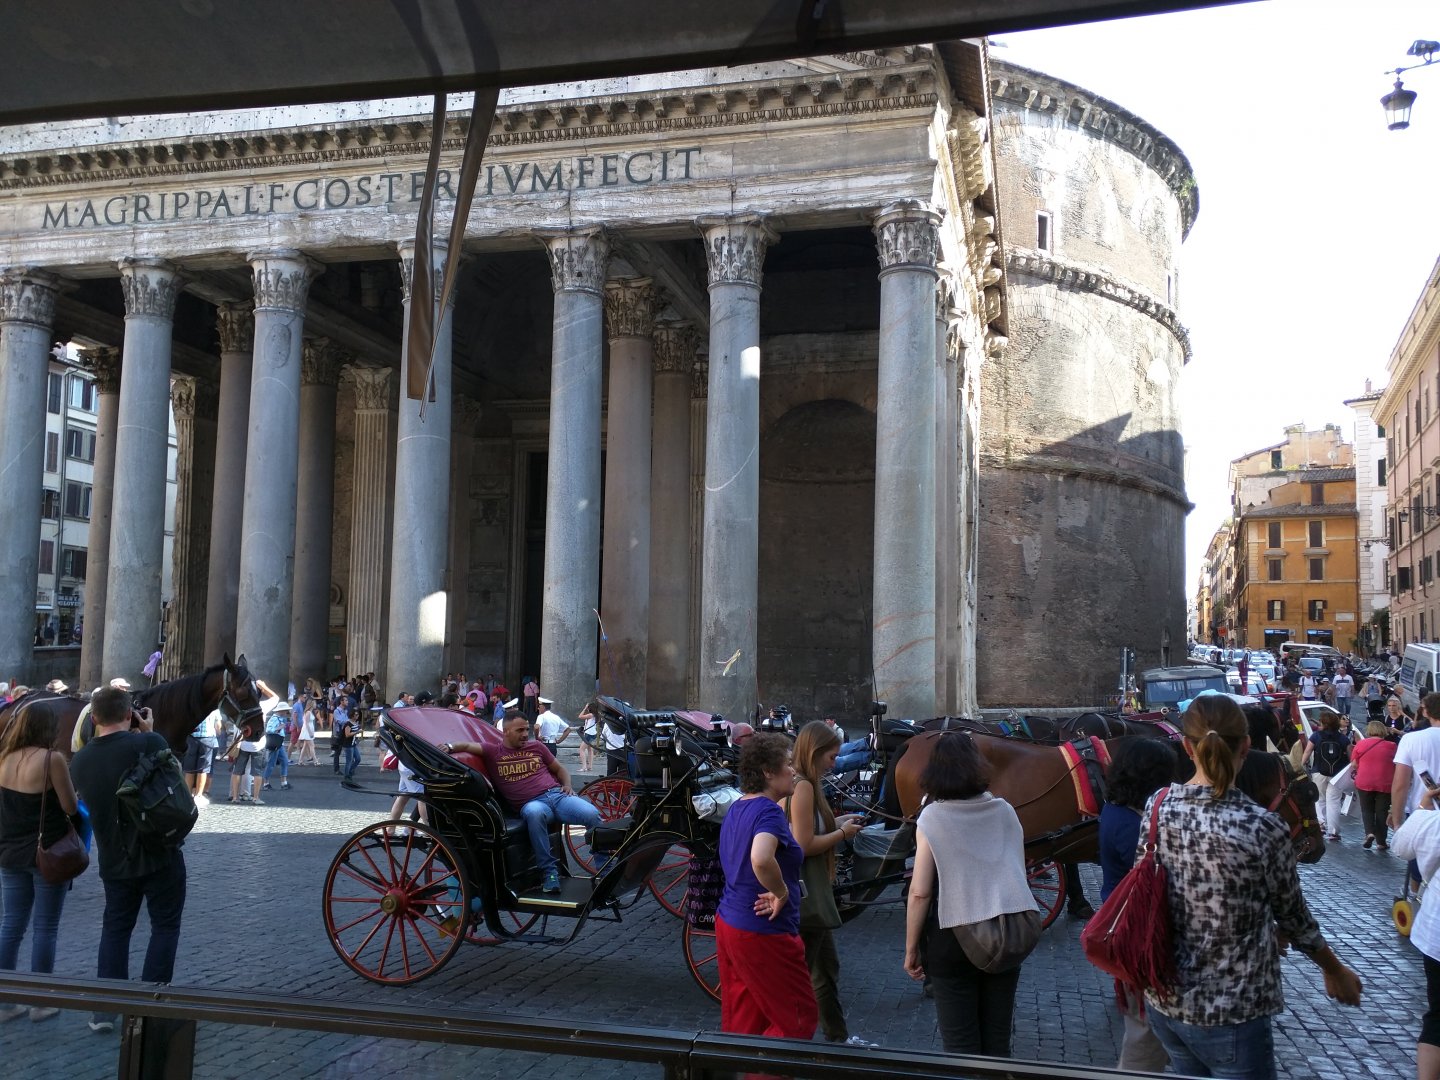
[0,62,937,187]
[1006,247,1193,363]
[989,61,1198,239]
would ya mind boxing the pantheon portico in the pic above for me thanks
[0,42,1005,722]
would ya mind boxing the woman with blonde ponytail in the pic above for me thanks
[1144,694,1363,1079]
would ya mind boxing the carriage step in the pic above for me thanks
[514,877,594,911]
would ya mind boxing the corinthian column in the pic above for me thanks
[291,338,343,684]
[446,398,482,675]
[648,321,697,707]
[687,350,708,704]
[0,269,59,684]
[204,301,254,662]
[235,250,319,686]
[78,346,120,689]
[161,375,218,681]
[697,215,773,722]
[935,275,959,714]
[871,201,942,719]
[601,277,657,704]
[539,227,608,715]
[386,240,454,699]
[103,258,182,685]
[346,367,396,682]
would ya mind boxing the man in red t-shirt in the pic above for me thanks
[443,709,600,892]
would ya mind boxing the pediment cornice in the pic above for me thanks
[0,61,936,190]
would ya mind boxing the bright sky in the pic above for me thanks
[1002,0,1440,592]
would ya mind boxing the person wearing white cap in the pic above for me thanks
[109,678,132,692]
[534,697,571,757]
[44,679,68,695]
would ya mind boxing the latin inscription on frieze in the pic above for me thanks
[34,146,703,232]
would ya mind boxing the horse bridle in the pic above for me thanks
[216,667,263,755]
[1267,753,1320,853]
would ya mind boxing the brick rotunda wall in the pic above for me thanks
[977,61,1195,708]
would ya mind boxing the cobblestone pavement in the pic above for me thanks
[0,738,1426,1078]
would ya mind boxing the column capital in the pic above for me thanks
[0,267,60,329]
[79,345,123,394]
[873,201,944,277]
[247,249,321,313]
[454,395,486,436]
[697,215,775,289]
[603,277,657,340]
[396,239,459,306]
[653,320,697,374]
[539,226,610,295]
[170,375,198,420]
[350,365,393,411]
[302,337,345,386]
[118,257,185,319]
[216,300,255,354]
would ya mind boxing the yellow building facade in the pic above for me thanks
[1235,468,1360,651]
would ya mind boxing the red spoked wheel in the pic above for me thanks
[1027,858,1066,929]
[566,775,637,871]
[682,921,721,1002]
[323,820,469,985]
[465,908,543,946]
[647,843,691,918]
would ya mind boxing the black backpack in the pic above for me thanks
[1313,734,1350,778]
[116,747,199,849]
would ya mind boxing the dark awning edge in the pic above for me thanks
[0,0,1249,127]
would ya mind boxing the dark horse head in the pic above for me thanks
[131,652,265,747]
[1235,750,1325,864]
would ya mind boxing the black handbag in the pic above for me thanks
[35,750,89,886]
[952,908,1042,974]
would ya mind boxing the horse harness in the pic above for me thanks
[1266,753,1320,852]
[215,667,264,757]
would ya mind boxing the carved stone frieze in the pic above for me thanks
[80,345,122,393]
[603,277,657,340]
[0,267,59,328]
[118,257,183,319]
[248,250,320,312]
[216,300,255,354]
[874,201,943,276]
[302,337,344,385]
[350,365,393,411]
[652,321,697,374]
[697,215,774,289]
[541,227,609,295]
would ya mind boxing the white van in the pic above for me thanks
[1279,641,1344,665]
[1399,642,1440,714]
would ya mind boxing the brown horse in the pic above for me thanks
[0,653,265,757]
[892,730,1325,866]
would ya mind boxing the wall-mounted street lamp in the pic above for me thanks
[1382,39,1439,130]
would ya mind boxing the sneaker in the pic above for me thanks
[0,1004,25,1024]
[839,1035,878,1049]
[281,782,292,790]
[251,798,266,806]
[88,1017,115,1033]
[542,868,561,893]
[194,794,210,807]
[262,783,274,791]
[29,1007,58,1023]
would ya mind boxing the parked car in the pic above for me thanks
[1296,699,1350,741]
[1136,664,1230,712]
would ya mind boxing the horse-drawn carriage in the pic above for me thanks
[322,698,749,990]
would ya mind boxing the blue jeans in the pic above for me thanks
[831,738,871,774]
[93,849,186,1024]
[343,743,361,780]
[1148,1010,1275,1080]
[263,742,289,781]
[0,865,68,973]
[520,788,601,874]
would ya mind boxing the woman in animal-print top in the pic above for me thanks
[1144,694,1363,1080]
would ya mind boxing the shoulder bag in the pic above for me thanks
[951,904,1042,975]
[1080,786,1177,996]
[35,749,89,885]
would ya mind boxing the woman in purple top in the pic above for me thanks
[715,732,818,1040]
